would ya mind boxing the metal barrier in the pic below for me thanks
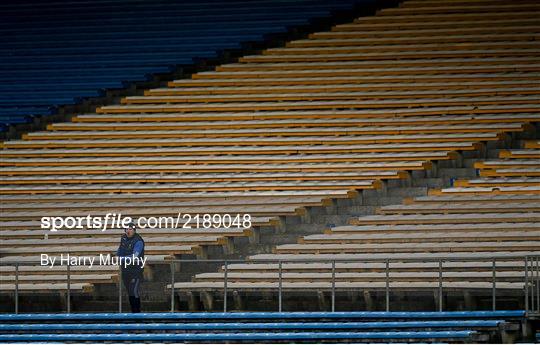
[2,255,539,314]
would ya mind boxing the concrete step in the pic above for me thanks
[438,168,478,179]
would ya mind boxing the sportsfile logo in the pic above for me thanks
[41,213,252,232]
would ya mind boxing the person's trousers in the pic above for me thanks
[122,271,142,313]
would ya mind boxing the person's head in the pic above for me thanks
[124,221,137,238]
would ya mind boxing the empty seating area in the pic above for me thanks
[0,310,533,343]
[0,0,362,132]
[1,0,539,321]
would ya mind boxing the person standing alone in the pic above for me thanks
[116,221,145,313]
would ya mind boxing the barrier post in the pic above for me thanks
[66,263,71,313]
[223,261,228,312]
[492,258,496,311]
[118,267,122,313]
[278,260,283,312]
[438,259,443,312]
[536,256,539,312]
[15,263,19,314]
[170,261,175,312]
[331,260,336,312]
[525,256,529,311]
[385,259,390,312]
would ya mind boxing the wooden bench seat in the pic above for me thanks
[0,264,118,275]
[407,193,540,204]
[430,186,540,195]
[349,212,540,226]
[311,25,540,39]
[0,254,169,265]
[0,171,404,186]
[220,260,526,273]
[0,217,273,229]
[1,244,194,256]
[499,150,540,159]
[287,33,540,48]
[0,180,380,195]
[333,18,539,32]
[192,66,540,79]
[378,4,540,16]
[0,283,92,292]
[3,132,496,148]
[120,88,540,104]
[2,235,223,247]
[171,72,540,85]
[357,12,539,25]
[479,168,540,178]
[274,241,540,254]
[23,124,524,140]
[0,190,354,203]
[453,177,540,188]
[169,281,524,291]
[328,222,540,235]
[262,42,539,56]
[147,80,540,95]
[378,202,540,214]
[474,159,540,169]
[96,98,540,114]
[301,231,539,244]
[249,251,539,262]
[0,274,114,284]
[525,140,540,149]
[0,227,249,240]
[192,270,526,283]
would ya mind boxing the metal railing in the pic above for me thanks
[2,255,539,314]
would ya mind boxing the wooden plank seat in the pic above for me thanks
[0,264,118,275]
[430,186,540,195]
[328,223,540,235]
[525,140,540,149]
[22,124,524,140]
[474,159,540,169]
[249,251,540,262]
[169,281,524,291]
[0,162,431,176]
[377,4,540,16]
[311,25,540,39]
[0,283,92,292]
[218,260,527,273]
[333,18,540,33]
[261,42,540,56]
[96,98,540,114]
[301,231,539,244]
[349,212,540,226]
[192,270,526,283]
[0,180,381,195]
[453,177,540,188]
[0,190,355,203]
[191,66,540,79]
[0,254,169,265]
[0,274,114,284]
[405,193,540,204]
[356,12,540,25]
[0,227,249,240]
[120,88,540,104]
[499,150,540,159]
[0,195,333,211]
[0,244,194,256]
[377,202,540,214]
[240,50,540,63]
[401,0,536,8]
[75,106,540,123]
[273,241,540,254]
[286,33,540,48]
[0,133,504,149]
[146,81,540,95]
[479,168,540,178]
[0,217,273,230]
[0,142,483,159]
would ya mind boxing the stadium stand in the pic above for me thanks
[0,310,533,343]
[0,1,539,340]
[0,0,368,136]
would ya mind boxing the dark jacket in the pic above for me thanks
[116,233,145,275]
